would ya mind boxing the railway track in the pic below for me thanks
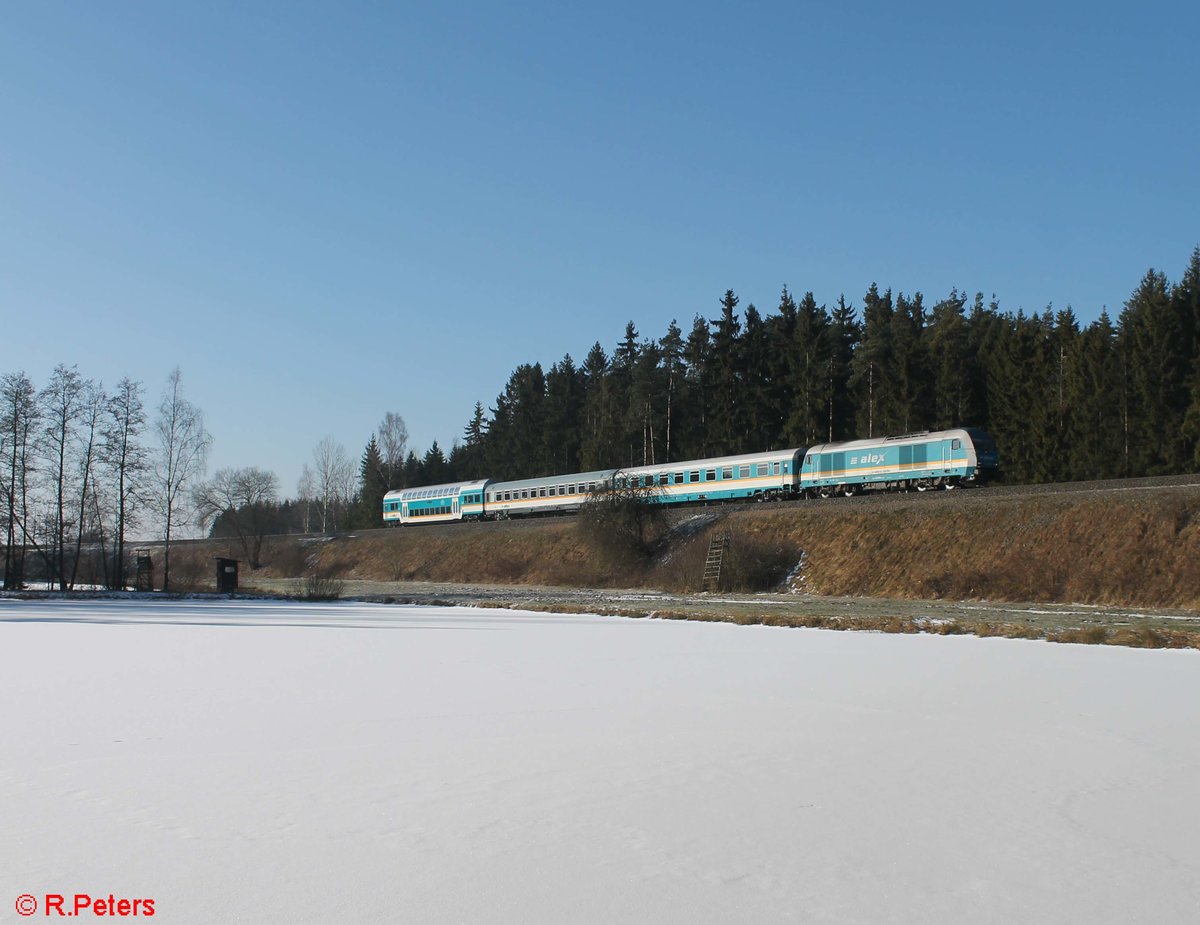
[159,471,1200,548]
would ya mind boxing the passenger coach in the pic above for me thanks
[383,479,488,525]
[485,469,616,519]
[614,448,804,504]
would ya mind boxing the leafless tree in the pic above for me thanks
[312,436,356,532]
[154,368,211,591]
[1,372,39,589]
[193,466,280,568]
[296,465,316,534]
[377,412,408,488]
[38,364,86,590]
[67,379,107,589]
[103,378,149,589]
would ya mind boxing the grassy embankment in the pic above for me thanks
[175,485,1200,648]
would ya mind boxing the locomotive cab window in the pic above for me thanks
[952,439,962,450]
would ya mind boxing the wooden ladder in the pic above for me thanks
[702,532,730,592]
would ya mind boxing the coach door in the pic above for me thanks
[453,497,459,515]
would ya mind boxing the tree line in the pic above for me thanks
[430,249,1200,487]
[220,246,1200,550]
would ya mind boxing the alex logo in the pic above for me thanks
[850,454,885,466]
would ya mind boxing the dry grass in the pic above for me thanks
[228,485,1200,633]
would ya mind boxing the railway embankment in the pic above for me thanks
[213,476,1200,612]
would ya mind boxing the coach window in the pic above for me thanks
[690,470,699,483]
[674,472,683,485]
[722,467,733,480]
[705,469,715,481]
[739,465,750,478]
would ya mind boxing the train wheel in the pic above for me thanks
[916,483,929,492]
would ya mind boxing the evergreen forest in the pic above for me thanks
[370,249,1200,512]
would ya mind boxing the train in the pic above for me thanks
[382,428,999,525]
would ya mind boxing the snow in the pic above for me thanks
[2,599,1198,923]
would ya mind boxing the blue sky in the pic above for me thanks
[3,1,1198,493]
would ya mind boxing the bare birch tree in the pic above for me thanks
[297,465,316,534]
[1,372,39,589]
[67,379,106,589]
[103,378,149,589]
[154,368,211,591]
[38,364,86,590]
[377,412,408,488]
[312,436,355,532]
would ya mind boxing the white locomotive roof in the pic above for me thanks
[616,447,802,477]
[489,469,617,493]
[385,479,488,502]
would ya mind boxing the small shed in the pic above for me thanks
[215,557,239,593]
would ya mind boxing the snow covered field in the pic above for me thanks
[2,599,1198,923]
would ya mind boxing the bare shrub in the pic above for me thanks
[168,549,209,592]
[302,571,344,601]
[575,483,667,570]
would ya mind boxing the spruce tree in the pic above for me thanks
[1119,269,1188,474]
[708,290,741,455]
[784,292,830,446]
[850,284,894,438]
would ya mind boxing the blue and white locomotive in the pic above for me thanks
[382,428,998,524]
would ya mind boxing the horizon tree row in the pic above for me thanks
[386,247,1198,488]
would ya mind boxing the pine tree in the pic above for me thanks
[422,441,448,483]
[458,402,488,479]
[1119,269,1189,474]
[825,296,859,441]
[681,315,711,458]
[660,320,684,462]
[766,287,799,445]
[926,289,969,430]
[889,292,930,433]
[356,435,388,526]
[542,355,584,473]
[1172,248,1200,467]
[740,304,773,450]
[850,284,893,438]
[1067,311,1122,479]
[784,292,830,446]
[580,342,616,470]
[708,290,741,454]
